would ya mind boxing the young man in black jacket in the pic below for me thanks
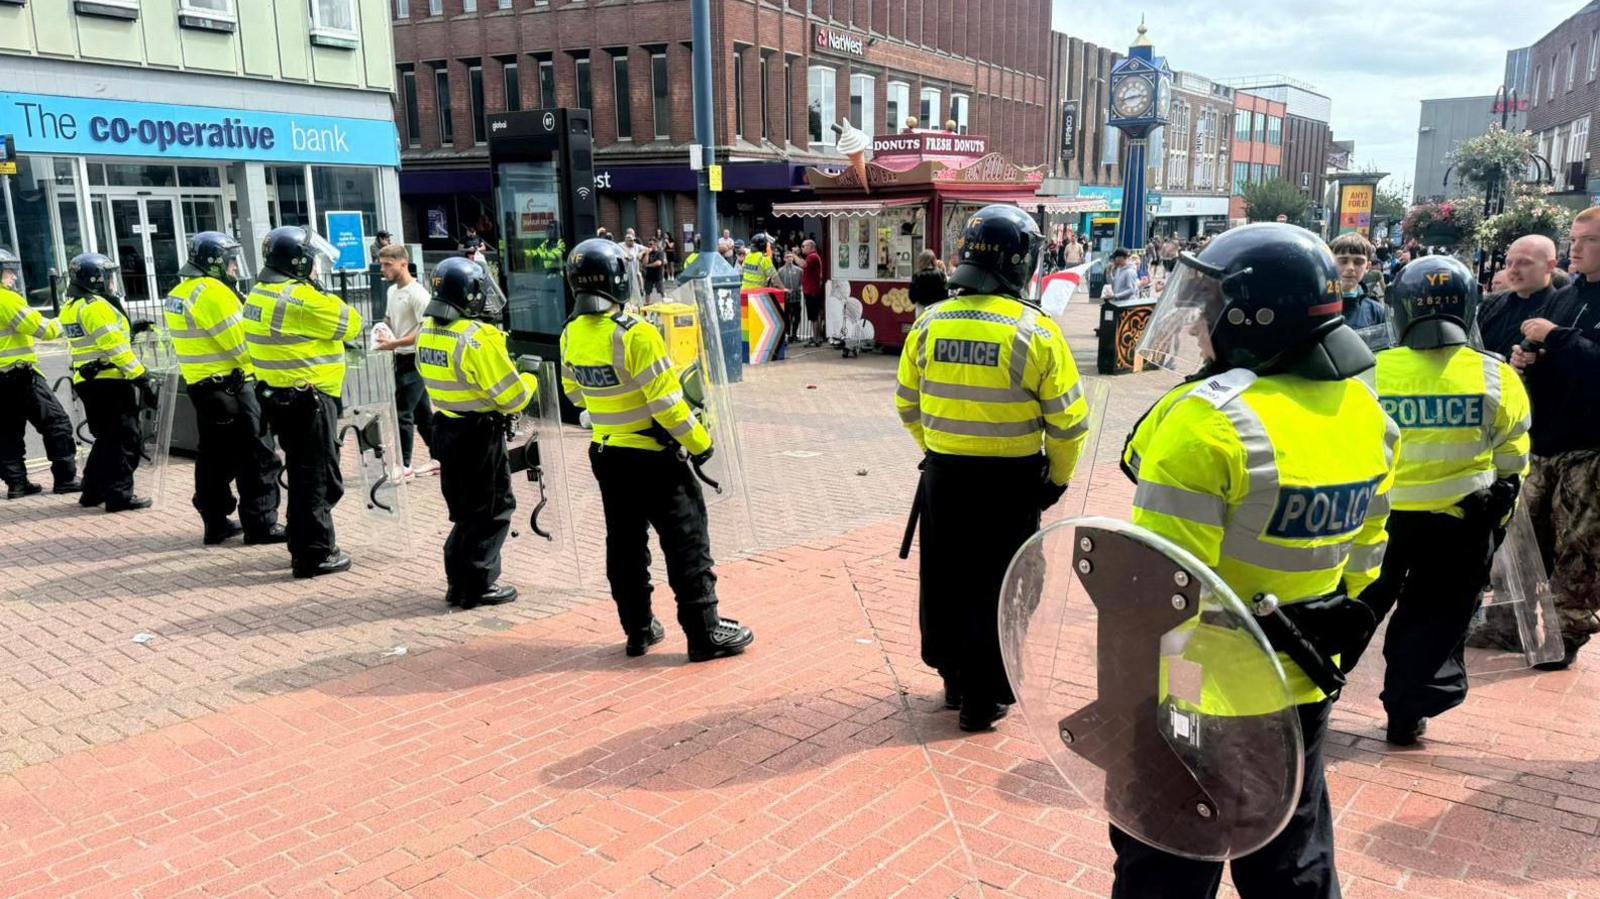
[1511,211,1600,669]
[1481,235,1559,360]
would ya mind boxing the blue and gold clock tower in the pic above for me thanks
[1107,21,1172,251]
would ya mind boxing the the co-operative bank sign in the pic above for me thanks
[0,92,400,167]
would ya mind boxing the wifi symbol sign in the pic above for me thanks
[576,186,592,200]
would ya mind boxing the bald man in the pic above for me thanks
[1479,234,1558,359]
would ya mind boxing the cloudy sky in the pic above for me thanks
[1052,1,1577,194]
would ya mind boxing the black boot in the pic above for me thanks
[292,550,353,579]
[627,618,667,657]
[457,583,518,610]
[1534,641,1582,671]
[105,496,153,512]
[50,461,80,495]
[1385,717,1428,746]
[941,671,963,710]
[686,617,754,663]
[52,480,82,495]
[6,481,42,499]
[203,520,243,546]
[243,524,289,545]
[958,694,1010,732]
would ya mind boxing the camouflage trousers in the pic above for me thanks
[1477,451,1600,650]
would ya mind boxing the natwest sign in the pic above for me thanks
[814,25,866,58]
[872,132,989,159]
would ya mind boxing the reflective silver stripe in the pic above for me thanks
[336,304,353,339]
[0,346,34,359]
[247,333,315,347]
[1504,417,1531,444]
[1389,470,1496,504]
[83,324,117,341]
[589,408,655,426]
[921,414,1041,438]
[667,416,698,439]
[1480,353,1503,443]
[6,308,30,330]
[899,406,921,424]
[1382,413,1401,468]
[432,396,497,412]
[269,288,292,334]
[925,309,1021,327]
[486,371,524,399]
[1402,441,1485,462]
[1213,395,1334,571]
[920,380,1032,404]
[647,391,686,415]
[1039,383,1085,415]
[637,357,674,384]
[174,351,241,365]
[1044,419,1088,441]
[1494,453,1530,474]
[171,316,242,340]
[1134,481,1227,528]
[896,383,920,404]
[1348,542,1386,571]
[253,353,343,370]
[1368,493,1390,518]
[1009,307,1039,389]
[1229,538,1352,573]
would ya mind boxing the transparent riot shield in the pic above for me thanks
[1000,517,1304,861]
[506,358,581,587]
[336,348,411,552]
[132,329,181,506]
[680,275,759,551]
[1466,502,1565,673]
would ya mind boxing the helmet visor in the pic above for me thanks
[474,260,507,321]
[304,232,342,281]
[220,242,253,285]
[100,261,126,301]
[1135,255,1225,375]
[1,256,24,296]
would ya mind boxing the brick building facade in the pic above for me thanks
[1227,92,1286,221]
[1525,1,1600,206]
[390,0,1052,249]
[1044,32,1124,242]
[1150,71,1234,237]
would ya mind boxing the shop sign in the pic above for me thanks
[0,91,400,167]
[814,25,867,58]
[1060,101,1078,161]
[872,132,989,159]
[324,211,368,272]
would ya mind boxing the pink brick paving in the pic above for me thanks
[2,301,1598,896]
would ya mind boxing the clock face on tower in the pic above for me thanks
[1113,76,1154,119]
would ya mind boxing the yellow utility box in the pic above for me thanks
[644,303,701,371]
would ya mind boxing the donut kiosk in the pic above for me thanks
[771,121,1046,350]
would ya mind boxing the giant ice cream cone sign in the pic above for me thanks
[833,119,871,193]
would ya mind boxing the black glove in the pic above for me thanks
[1038,479,1068,511]
[132,376,157,410]
[692,447,714,467]
[129,319,154,336]
[1458,476,1520,528]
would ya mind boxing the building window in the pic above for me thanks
[760,55,771,141]
[540,57,556,109]
[1267,116,1281,147]
[464,0,477,10]
[652,53,670,139]
[733,53,745,139]
[1591,31,1599,82]
[920,87,940,126]
[1570,117,1590,185]
[76,0,139,20]
[395,0,408,16]
[575,57,592,111]
[503,62,520,112]
[1533,66,1542,105]
[950,94,969,134]
[499,0,512,7]
[1234,111,1251,141]
[808,65,836,147]
[614,54,632,139]
[784,59,793,144]
[1551,55,1559,99]
[429,0,442,13]
[469,63,487,143]
[1253,112,1266,142]
[850,73,875,135]
[435,66,454,144]
[401,67,421,147]
[309,0,358,43]
[1251,162,1263,183]
[887,81,910,132]
[1233,161,1249,194]
[1264,164,1280,182]
[179,0,236,29]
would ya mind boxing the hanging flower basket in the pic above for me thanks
[1401,200,1484,247]
[1477,192,1574,254]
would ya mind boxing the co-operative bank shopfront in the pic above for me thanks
[0,71,399,315]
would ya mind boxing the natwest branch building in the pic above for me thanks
[390,0,1052,250]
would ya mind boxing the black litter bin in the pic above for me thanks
[1095,296,1157,375]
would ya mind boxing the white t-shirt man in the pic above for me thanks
[385,279,431,355]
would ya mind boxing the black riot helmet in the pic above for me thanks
[1386,254,1479,350]
[948,204,1044,298]
[426,256,506,324]
[565,238,633,314]
[750,232,772,253]
[0,247,23,295]
[67,253,123,299]
[183,231,252,290]
[1137,223,1374,381]
[259,225,340,284]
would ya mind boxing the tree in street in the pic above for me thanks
[1242,178,1311,224]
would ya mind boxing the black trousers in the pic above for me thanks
[76,378,141,507]
[918,451,1042,704]
[393,355,433,468]
[0,367,76,488]
[1358,510,1495,724]
[1110,700,1338,899]
[257,384,343,565]
[432,413,515,596]
[588,444,719,641]
[189,376,282,533]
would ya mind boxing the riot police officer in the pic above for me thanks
[0,248,80,498]
[560,238,754,661]
[740,232,779,291]
[242,226,362,579]
[895,204,1091,732]
[416,257,534,609]
[165,231,285,546]
[60,253,152,512]
[1118,223,1398,897]
[1344,255,1529,745]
